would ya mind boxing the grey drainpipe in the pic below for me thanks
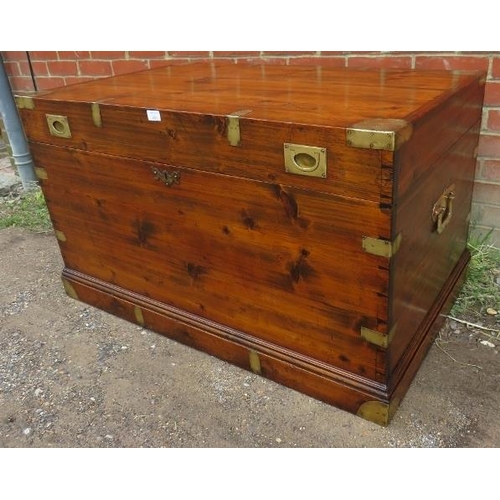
[0,54,37,189]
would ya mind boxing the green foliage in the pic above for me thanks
[451,234,500,318]
[0,186,52,232]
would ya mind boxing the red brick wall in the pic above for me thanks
[2,51,500,246]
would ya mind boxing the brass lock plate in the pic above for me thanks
[284,143,327,178]
[46,114,72,139]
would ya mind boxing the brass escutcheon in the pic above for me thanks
[151,167,180,187]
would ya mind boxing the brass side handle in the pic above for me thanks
[432,185,455,234]
[151,167,180,187]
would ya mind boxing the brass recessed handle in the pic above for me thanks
[151,167,180,187]
[284,143,327,178]
[432,185,455,234]
[46,114,72,138]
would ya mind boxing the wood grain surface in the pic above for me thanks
[26,62,480,126]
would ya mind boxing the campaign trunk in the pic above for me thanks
[16,62,485,425]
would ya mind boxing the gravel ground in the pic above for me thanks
[1,226,500,448]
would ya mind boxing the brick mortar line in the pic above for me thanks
[412,52,495,56]
[345,54,417,58]
[125,57,168,60]
[72,59,114,63]
[11,61,21,76]
[56,53,90,60]
[487,56,493,79]
[31,54,500,64]
[34,52,500,58]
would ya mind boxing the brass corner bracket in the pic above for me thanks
[54,230,67,242]
[15,96,35,110]
[226,109,251,147]
[249,350,262,374]
[346,119,413,151]
[361,324,397,349]
[357,399,400,426]
[35,167,48,180]
[91,103,103,128]
[362,233,402,258]
[134,306,145,326]
[62,279,79,300]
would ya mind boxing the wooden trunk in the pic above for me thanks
[16,62,485,425]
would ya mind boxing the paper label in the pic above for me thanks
[146,109,161,122]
